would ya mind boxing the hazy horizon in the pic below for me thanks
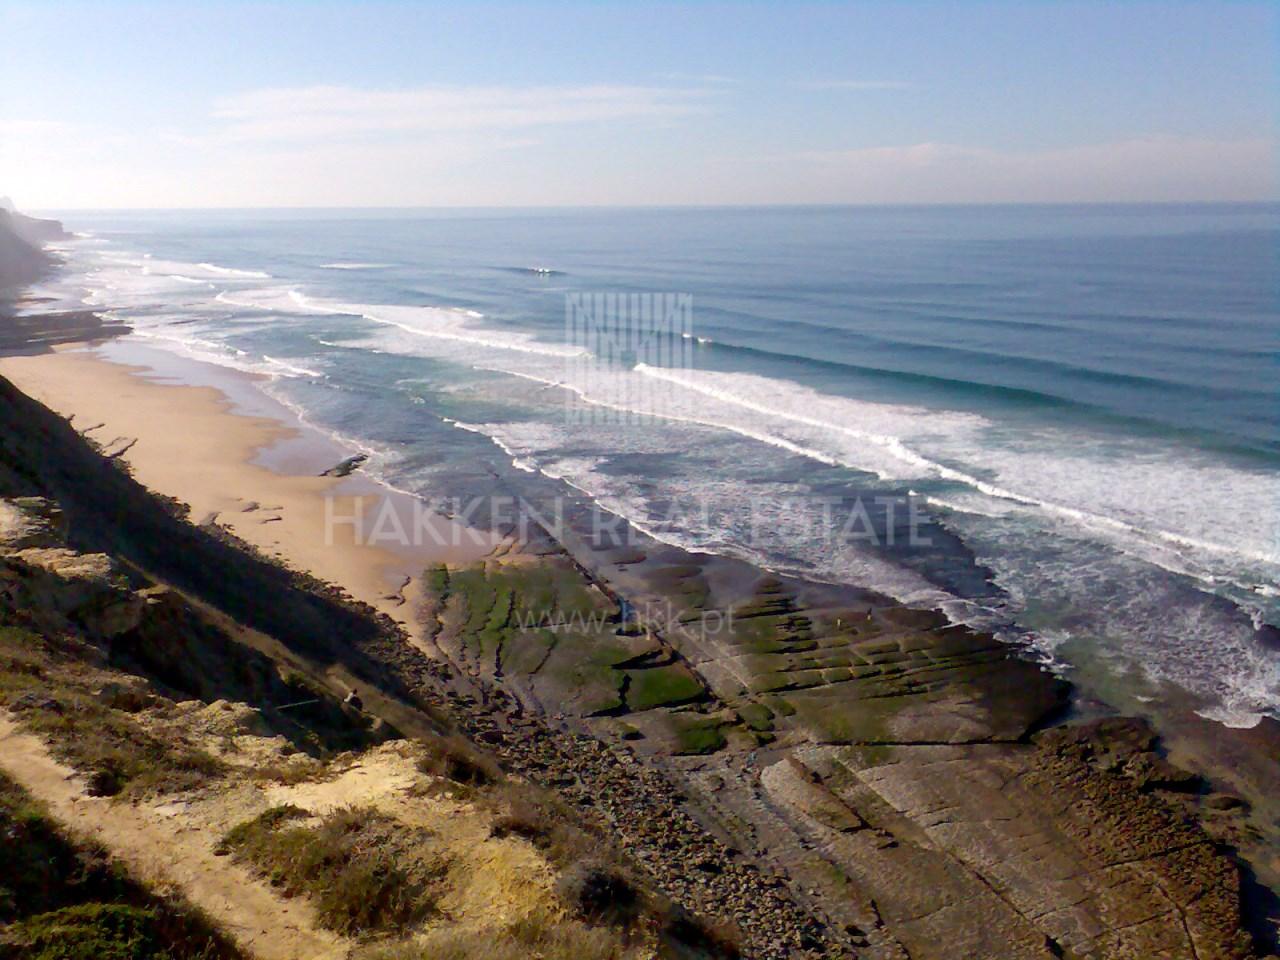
[19,200,1280,216]
[2,1,1276,209]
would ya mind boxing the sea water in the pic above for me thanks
[38,204,1280,727]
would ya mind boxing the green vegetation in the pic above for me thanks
[426,560,717,720]
[0,773,241,959]
[12,903,180,960]
[423,562,450,598]
[218,805,449,936]
[669,714,728,755]
[734,702,774,732]
[624,663,705,711]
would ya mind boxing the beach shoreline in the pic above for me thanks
[1,328,1277,955]
[0,343,498,639]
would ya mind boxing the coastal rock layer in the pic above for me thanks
[409,542,1259,958]
[0,368,1265,959]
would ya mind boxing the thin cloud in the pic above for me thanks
[796,80,915,91]
[791,136,1276,202]
[210,84,709,143]
[660,72,737,85]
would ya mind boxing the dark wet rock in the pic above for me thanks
[1036,716,1206,793]
[1124,752,1205,793]
[319,453,368,477]
[1205,793,1248,812]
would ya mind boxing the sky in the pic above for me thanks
[1,1,1275,208]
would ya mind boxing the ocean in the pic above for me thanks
[37,204,1280,728]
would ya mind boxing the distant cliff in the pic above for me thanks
[0,210,49,290]
[9,208,69,245]
[0,203,65,291]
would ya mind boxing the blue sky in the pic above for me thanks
[2,1,1275,207]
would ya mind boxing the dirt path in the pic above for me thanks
[0,714,350,960]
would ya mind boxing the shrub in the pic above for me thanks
[554,860,639,925]
[480,780,601,869]
[354,909,626,960]
[415,736,499,786]
[0,774,242,959]
[218,805,448,936]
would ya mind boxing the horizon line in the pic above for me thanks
[27,199,1280,215]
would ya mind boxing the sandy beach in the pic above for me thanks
[0,345,497,637]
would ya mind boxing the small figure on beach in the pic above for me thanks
[344,689,363,711]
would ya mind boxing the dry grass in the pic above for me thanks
[414,733,500,787]
[247,757,325,786]
[482,780,589,864]
[216,804,450,936]
[0,627,226,798]
[355,907,631,960]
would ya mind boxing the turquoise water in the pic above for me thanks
[44,204,1280,725]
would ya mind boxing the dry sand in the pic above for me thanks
[0,347,498,637]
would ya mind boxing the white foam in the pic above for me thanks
[262,355,324,379]
[337,299,588,359]
[352,313,1278,615]
[196,262,271,278]
[631,367,1280,586]
[1194,704,1267,729]
[444,419,538,473]
[960,511,1279,727]
[220,287,588,361]
[924,494,1021,519]
[215,287,336,314]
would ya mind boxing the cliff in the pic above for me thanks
[0,373,744,960]
[7,209,69,246]
[0,199,68,293]
[0,210,52,291]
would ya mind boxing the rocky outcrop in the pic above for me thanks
[0,498,145,639]
[0,307,129,353]
[0,495,394,759]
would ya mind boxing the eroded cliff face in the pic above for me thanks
[0,388,749,960]
[6,209,69,246]
[0,210,51,291]
[0,202,67,292]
